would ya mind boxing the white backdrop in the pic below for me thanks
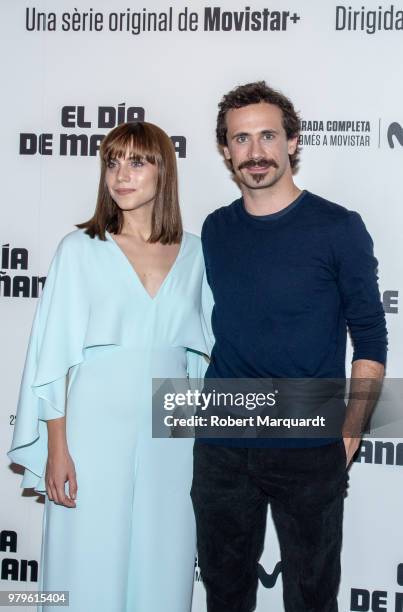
[1,1,402,610]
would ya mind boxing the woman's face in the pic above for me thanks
[105,149,159,212]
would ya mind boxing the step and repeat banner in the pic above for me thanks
[1,1,402,610]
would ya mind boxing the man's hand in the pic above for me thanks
[342,359,384,467]
[343,436,361,467]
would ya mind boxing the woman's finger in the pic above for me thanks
[48,482,57,503]
[68,471,78,502]
[46,484,53,501]
[56,481,73,507]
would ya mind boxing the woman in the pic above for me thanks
[8,122,212,611]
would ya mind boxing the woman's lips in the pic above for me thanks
[114,188,136,195]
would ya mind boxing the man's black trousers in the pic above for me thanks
[191,440,348,612]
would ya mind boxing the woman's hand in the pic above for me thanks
[45,449,77,508]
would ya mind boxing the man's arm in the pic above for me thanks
[334,211,387,465]
[343,359,384,466]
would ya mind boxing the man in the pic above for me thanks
[191,81,387,612]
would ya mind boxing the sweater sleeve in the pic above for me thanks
[335,211,387,365]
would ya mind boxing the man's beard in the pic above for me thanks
[237,157,279,186]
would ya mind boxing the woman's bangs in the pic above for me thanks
[102,127,160,165]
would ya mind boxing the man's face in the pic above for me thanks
[222,102,298,191]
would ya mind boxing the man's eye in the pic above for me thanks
[263,133,274,140]
[237,135,247,143]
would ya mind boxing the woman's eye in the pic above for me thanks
[107,160,117,169]
[130,160,144,168]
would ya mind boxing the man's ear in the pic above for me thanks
[223,145,231,160]
[288,135,299,156]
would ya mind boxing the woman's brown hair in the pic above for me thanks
[77,121,182,243]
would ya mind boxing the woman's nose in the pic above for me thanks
[117,164,130,182]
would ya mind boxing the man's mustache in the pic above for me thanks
[238,158,279,171]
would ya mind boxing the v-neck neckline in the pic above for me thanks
[106,230,186,302]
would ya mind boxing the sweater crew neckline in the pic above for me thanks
[236,189,308,228]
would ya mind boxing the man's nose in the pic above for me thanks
[248,138,265,159]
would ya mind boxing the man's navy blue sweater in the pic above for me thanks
[201,190,387,448]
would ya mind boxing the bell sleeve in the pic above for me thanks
[186,269,215,384]
[8,233,90,492]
